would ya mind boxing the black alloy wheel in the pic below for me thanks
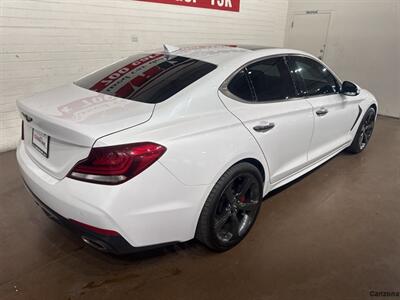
[348,107,376,153]
[358,109,375,150]
[214,174,260,243]
[196,163,263,251]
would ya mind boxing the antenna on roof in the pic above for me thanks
[163,44,180,54]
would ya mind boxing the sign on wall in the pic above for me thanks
[137,0,240,12]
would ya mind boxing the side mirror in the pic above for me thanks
[341,81,360,96]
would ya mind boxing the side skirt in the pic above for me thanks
[268,142,351,192]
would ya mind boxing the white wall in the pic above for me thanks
[0,0,289,152]
[286,0,400,118]
[397,0,400,118]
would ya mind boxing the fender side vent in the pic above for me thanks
[350,105,363,131]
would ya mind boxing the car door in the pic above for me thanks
[218,56,314,184]
[287,56,360,163]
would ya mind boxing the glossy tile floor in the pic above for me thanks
[0,116,399,300]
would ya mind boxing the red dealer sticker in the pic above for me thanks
[137,0,240,12]
[90,53,164,92]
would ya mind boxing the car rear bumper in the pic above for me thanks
[24,182,135,254]
[17,141,210,253]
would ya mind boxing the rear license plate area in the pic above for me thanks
[32,128,50,158]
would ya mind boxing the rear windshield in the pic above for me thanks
[75,53,217,103]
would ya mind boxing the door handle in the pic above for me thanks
[253,122,275,133]
[316,108,329,116]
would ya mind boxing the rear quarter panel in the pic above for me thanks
[95,87,270,195]
[95,87,270,241]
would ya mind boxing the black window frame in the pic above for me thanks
[286,55,342,98]
[220,55,299,104]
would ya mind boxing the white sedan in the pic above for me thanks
[17,45,378,253]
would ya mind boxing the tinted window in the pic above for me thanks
[227,69,254,101]
[246,57,296,102]
[75,53,217,103]
[289,56,340,97]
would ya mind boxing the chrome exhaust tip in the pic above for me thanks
[81,236,110,252]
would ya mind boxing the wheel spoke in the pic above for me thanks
[358,129,365,147]
[364,113,374,125]
[368,112,375,123]
[230,214,240,239]
[363,131,370,143]
[224,184,236,204]
[214,209,231,231]
[239,177,252,196]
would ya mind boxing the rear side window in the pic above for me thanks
[246,57,296,102]
[75,53,217,103]
[227,69,254,101]
[288,56,340,97]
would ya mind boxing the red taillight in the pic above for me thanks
[68,142,166,185]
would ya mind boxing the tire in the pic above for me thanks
[196,162,263,252]
[347,107,376,154]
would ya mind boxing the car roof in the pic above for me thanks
[171,44,307,65]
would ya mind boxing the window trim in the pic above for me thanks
[219,53,342,104]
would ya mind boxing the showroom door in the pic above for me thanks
[286,12,331,60]
[219,57,314,184]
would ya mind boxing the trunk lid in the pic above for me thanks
[17,84,154,179]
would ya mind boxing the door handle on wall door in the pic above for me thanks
[253,122,275,133]
[316,108,329,116]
